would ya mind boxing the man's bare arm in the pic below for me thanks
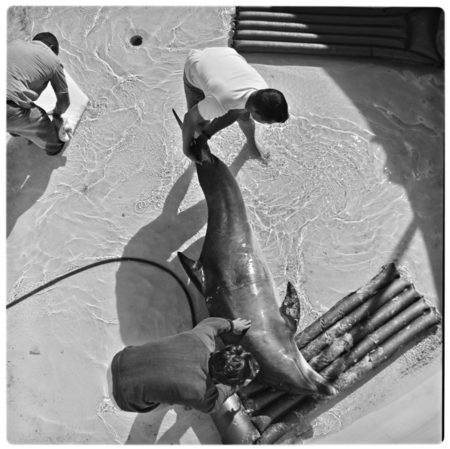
[205,109,245,138]
[52,92,70,117]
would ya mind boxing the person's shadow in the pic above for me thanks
[125,405,220,445]
[7,136,67,237]
[114,144,258,443]
[243,52,444,314]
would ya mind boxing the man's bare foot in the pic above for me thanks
[249,141,270,162]
[248,142,263,159]
[243,142,268,164]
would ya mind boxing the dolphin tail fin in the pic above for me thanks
[177,252,204,294]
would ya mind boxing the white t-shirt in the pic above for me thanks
[184,47,268,120]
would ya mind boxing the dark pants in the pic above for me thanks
[7,101,64,154]
[110,352,161,413]
[183,72,205,112]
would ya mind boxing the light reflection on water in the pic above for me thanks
[7,5,442,445]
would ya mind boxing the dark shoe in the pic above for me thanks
[46,143,65,156]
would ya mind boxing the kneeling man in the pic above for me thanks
[110,317,259,414]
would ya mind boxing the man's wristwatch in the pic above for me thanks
[228,319,234,332]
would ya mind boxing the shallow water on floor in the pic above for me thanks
[7,5,443,445]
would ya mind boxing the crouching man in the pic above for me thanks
[109,317,259,414]
[7,32,72,155]
[182,47,289,164]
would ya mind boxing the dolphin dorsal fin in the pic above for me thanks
[279,282,300,333]
[177,252,204,294]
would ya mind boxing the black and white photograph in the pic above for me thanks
[5,2,444,445]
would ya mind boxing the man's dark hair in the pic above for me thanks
[209,345,259,386]
[254,89,289,123]
[33,32,59,55]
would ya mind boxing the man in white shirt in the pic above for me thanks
[182,47,289,164]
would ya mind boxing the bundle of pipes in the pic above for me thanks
[211,263,441,444]
[231,7,443,67]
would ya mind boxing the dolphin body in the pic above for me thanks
[174,110,336,396]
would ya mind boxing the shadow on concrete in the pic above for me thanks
[113,143,258,443]
[243,52,444,313]
[6,136,67,237]
[114,143,259,346]
[125,405,218,445]
[290,325,440,443]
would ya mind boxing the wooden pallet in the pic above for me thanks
[211,263,441,444]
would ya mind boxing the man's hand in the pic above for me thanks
[232,318,251,335]
[185,139,205,164]
[195,132,209,149]
[52,115,73,142]
[187,134,213,165]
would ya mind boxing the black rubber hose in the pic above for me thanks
[6,257,197,327]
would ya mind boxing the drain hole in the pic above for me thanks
[130,35,143,46]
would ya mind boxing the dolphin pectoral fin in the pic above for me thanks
[279,282,301,333]
[177,252,204,294]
